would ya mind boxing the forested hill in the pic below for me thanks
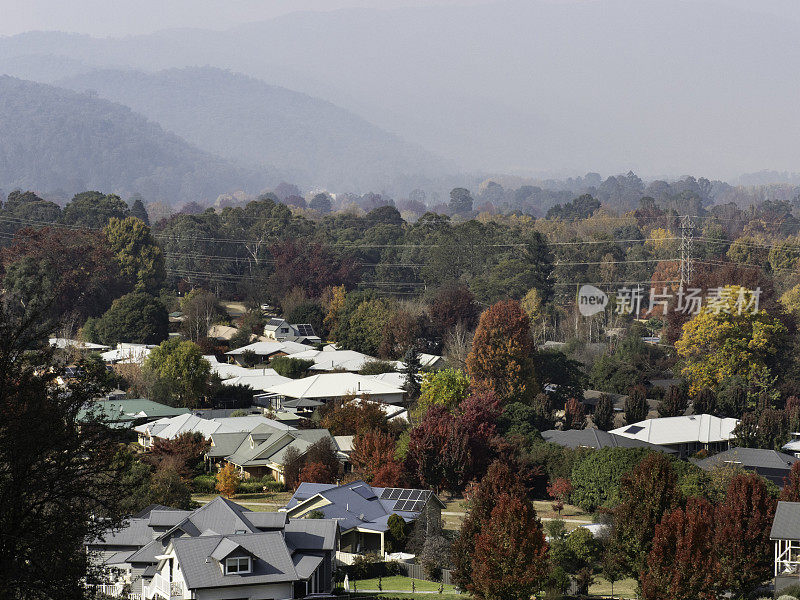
[0,75,273,204]
[56,67,450,192]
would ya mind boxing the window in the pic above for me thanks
[225,557,251,574]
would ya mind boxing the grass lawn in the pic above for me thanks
[349,576,458,594]
[192,491,294,511]
[439,495,589,530]
[588,577,639,598]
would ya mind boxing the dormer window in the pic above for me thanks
[225,556,251,574]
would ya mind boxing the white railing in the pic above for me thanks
[98,582,124,596]
[150,573,182,598]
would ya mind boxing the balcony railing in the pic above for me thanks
[150,573,183,599]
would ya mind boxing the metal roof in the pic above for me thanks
[771,502,800,540]
[542,429,676,453]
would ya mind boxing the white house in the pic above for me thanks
[264,373,405,409]
[610,414,738,458]
[225,341,312,365]
[264,318,322,344]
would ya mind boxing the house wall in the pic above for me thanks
[195,582,293,600]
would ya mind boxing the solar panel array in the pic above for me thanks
[379,488,432,513]
[295,324,316,336]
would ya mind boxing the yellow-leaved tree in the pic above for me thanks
[675,285,787,396]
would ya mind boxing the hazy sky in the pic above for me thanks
[0,0,496,37]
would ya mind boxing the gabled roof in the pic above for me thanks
[172,532,298,589]
[226,341,311,356]
[286,349,379,373]
[79,399,190,424]
[135,414,293,441]
[203,355,259,380]
[89,517,154,548]
[283,481,441,533]
[542,429,676,454]
[222,373,292,391]
[265,373,405,402]
[225,428,338,468]
[610,414,738,445]
[694,447,798,472]
[284,519,338,552]
[771,501,800,540]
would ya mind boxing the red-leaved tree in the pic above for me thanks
[547,477,573,516]
[780,461,800,501]
[714,473,776,597]
[351,431,398,483]
[641,497,719,600]
[298,461,336,484]
[564,398,586,430]
[470,493,549,600]
[612,452,680,579]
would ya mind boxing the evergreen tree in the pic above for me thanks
[593,394,615,431]
[402,346,422,400]
[624,385,649,425]
[658,385,688,418]
[130,195,150,225]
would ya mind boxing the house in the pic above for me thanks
[87,497,338,599]
[208,425,348,482]
[771,501,800,592]
[286,348,384,373]
[49,337,110,352]
[134,413,292,449]
[783,433,800,458]
[541,429,676,454]
[282,480,444,557]
[610,414,738,458]
[418,353,447,370]
[101,343,155,365]
[203,355,258,380]
[222,370,292,392]
[692,447,798,487]
[264,318,322,345]
[226,341,312,365]
[264,373,405,409]
[206,324,239,342]
[79,399,190,429]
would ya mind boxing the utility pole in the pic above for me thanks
[680,215,694,286]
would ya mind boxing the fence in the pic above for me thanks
[396,562,454,586]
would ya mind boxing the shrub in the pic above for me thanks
[777,585,800,599]
[192,475,216,493]
[270,357,314,378]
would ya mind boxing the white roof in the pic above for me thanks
[287,349,378,372]
[225,341,310,356]
[369,372,407,388]
[419,353,445,368]
[101,343,153,364]
[49,337,110,351]
[334,435,355,453]
[610,414,738,445]
[203,356,264,380]
[222,373,292,391]
[265,373,405,402]
[207,324,239,340]
[134,413,293,440]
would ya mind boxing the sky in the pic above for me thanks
[0,0,496,37]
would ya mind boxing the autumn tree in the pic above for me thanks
[299,461,336,484]
[413,368,470,420]
[216,464,240,498]
[640,498,719,600]
[675,285,788,396]
[612,452,680,578]
[564,398,586,430]
[351,431,398,483]
[451,461,529,592]
[714,473,776,597]
[144,432,210,479]
[283,447,304,489]
[781,462,800,501]
[547,477,573,516]
[470,494,549,600]
[105,216,165,294]
[593,394,615,431]
[269,239,359,299]
[318,396,388,436]
[624,385,649,425]
[304,438,342,482]
[428,282,479,335]
[466,300,537,405]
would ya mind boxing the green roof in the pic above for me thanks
[79,399,190,424]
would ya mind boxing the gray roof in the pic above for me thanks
[207,432,251,458]
[284,481,441,533]
[694,447,798,471]
[293,553,325,579]
[225,428,336,468]
[771,502,800,540]
[285,519,338,552]
[90,518,154,548]
[172,532,298,589]
[541,429,676,454]
[149,509,192,528]
[246,512,289,529]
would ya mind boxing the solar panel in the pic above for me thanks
[625,425,645,434]
[410,500,425,512]
[409,490,422,501]
[389,488,402,500]
[394,500,408,511]
[420,490,432,500]
[352,485,377,500]
[296,324,315,336]
[399,489,413,500]
[380,488,394,500]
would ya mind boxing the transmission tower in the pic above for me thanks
[680,215,694,285]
